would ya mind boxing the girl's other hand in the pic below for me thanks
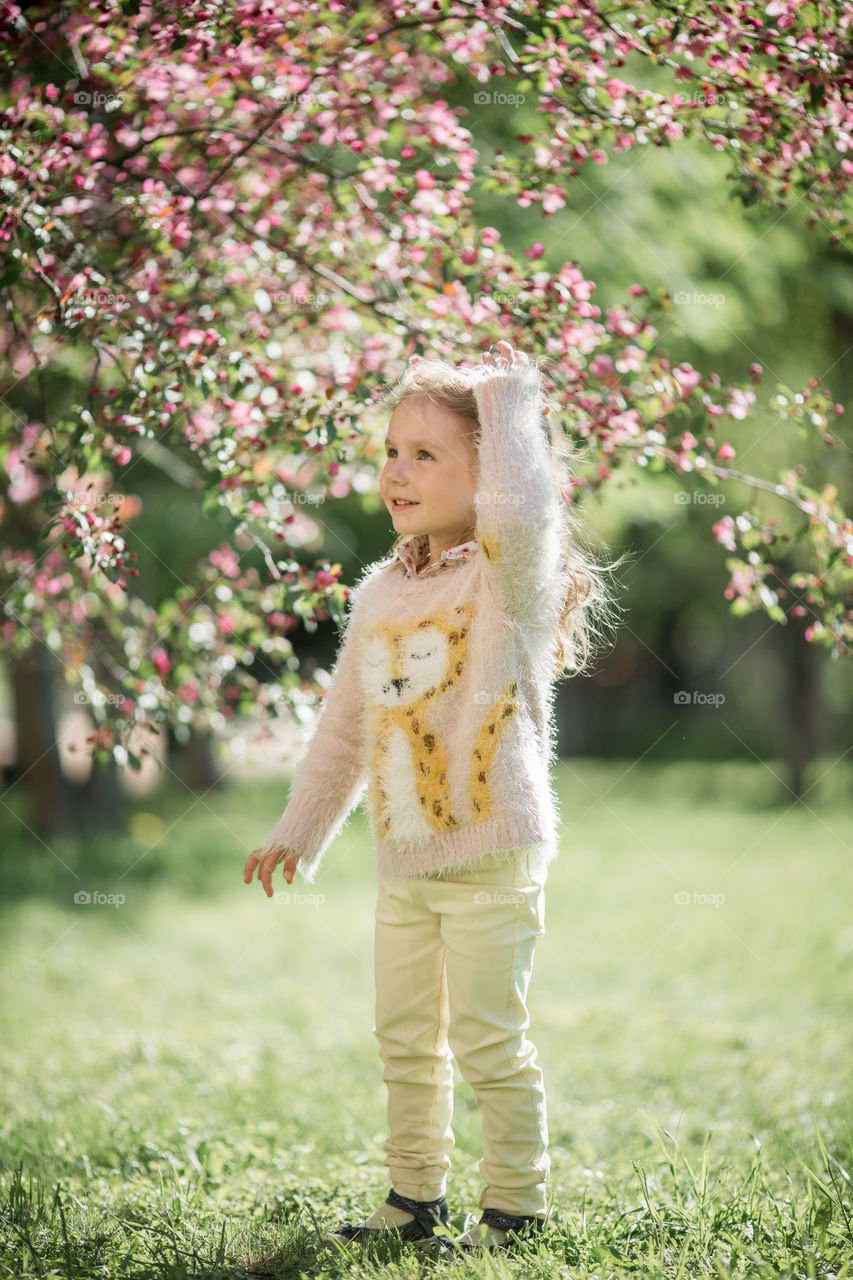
[243,845,299,897]
[479,339,530,372]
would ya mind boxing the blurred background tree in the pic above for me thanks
[1,1,851,846]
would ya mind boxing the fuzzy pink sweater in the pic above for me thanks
[260,360,568,882]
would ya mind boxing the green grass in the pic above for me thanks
[1,758,852,1278]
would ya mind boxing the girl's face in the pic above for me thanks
[381,394,479,551]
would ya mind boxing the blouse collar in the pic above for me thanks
[394,532,479,579]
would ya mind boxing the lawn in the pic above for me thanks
[1,757,851,1279]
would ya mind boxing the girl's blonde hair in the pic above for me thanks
[380,356,629,681]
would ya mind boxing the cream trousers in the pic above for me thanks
[372,845,549,1218]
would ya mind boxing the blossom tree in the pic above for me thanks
[1,0,851,812]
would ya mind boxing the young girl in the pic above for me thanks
[243,340,619,1256]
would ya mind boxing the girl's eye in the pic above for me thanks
[385,448,434,460]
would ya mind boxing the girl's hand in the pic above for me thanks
[479,339,530,373]
[243,844,300,898]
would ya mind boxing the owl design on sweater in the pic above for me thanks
[358,603,520,845]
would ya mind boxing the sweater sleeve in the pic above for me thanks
[470,360,564,621]
[257,584,368,884]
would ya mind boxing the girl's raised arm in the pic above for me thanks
[469,342,564,622]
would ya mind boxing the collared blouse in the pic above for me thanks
[393,531,480,579]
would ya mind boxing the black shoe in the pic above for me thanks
[326,1187,451,1248]
[442,1206,546,1254]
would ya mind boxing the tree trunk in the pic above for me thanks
[777,607,821,800]
[169,728,222,791]
[7,640,125,841]
[8,641,78,840]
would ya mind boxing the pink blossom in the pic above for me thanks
[726,389,755,420]
[673,365,701,396]
[210,545,241,578]
[542,188,567,213]
[608,409,642,443]
[605,306,636,337]
[569,278,595,301]
[322,306,360,332]
[152,647,170,676]
[712,518,737,552]
[178,679,200,705]
[614,345,645,373]
[177,328,205,348]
